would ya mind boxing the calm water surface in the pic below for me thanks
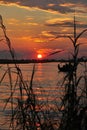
[0,62,86,129]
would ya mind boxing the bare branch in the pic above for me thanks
[48,49,64,56]
[49,35,74,45]
[76,29,87,42]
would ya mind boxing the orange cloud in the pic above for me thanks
[59,3,75,7]
[48,4,56,7]
[42,31,55,37]
[6,18,19,25]
[46,18,71,25]
[26,17,34,21]
[25,22,38,26]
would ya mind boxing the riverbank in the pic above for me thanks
[0,58,87,64]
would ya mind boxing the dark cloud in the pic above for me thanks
[45,20,87,29]
[0,50,12,59]
[0,49,35,59]
[47,31,59,35]
[43,31,65,37]
[1,0,87,13]
[0,50,24,59]
[64,0,87,4]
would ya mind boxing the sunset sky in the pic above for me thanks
[0,0,87,59]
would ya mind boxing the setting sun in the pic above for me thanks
[37,54,43,59]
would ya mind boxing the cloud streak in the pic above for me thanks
[45,19,87,28]
[1,0,87,14]
[0,0,87,59]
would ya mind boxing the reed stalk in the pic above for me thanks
[0,15,44,130]
[57,15,87,130]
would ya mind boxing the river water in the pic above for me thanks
[0,62,86,129]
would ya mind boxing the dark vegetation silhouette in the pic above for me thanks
[57,16,87,130]
[0,15,56,130]
[0,15,87,130]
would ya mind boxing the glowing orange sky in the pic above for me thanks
[0,1,87,59]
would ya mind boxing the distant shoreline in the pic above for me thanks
[0,58,87,64]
